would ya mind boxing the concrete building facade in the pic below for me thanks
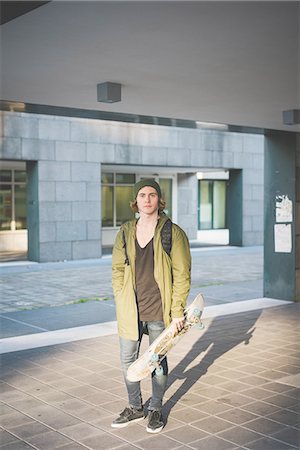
[1,111,264,262]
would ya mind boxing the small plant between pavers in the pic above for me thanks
[70,296,112,304]
[191,281,223,288]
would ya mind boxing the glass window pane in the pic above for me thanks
[14,171,27,182]
[0,170,12,182]
[15,184,27,229]
[116,174,135,184]
[102,186,114,227]
[101,173,113,184]
[116,186,135,226]
[0,185,12,230]
[159,178,172,219]
[213,181,226,229]
[199,180,212,229]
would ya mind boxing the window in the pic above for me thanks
[198,180,226,230]
[0,170,27,231]
[101,173,135,227]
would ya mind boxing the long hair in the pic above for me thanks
[130,198,166,213]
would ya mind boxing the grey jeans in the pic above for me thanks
[119,320,168,411]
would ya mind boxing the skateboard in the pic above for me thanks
[126,293,205,382]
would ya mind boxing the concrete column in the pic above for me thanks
[26,161,40,261]
[227,169,243,246]
[177,173,197,239]
[264,131,297,301]
[296,134,300,300]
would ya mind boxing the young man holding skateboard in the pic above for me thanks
[111,179,191,433]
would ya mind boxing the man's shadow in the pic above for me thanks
[160,309,262,419]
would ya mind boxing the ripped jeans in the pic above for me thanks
[119,320,168,411]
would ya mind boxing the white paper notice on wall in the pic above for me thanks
[275,195,293,223]
[274,223,292,253]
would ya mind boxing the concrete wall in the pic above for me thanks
[1,111,264,261]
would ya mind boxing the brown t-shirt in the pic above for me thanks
[135,238,163,321]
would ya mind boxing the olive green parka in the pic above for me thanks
[112,213,191,340]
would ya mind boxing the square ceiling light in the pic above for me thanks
[97,82,121,103]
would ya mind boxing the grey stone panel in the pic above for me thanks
[252,185,264,201]
[142,146,168,166]
[70,120,96,142]
[240,153,253,169]
[39,181,56,202]
[55,141,86,161]
[243,168,264,186]
[167,147,190,166]
[223,133,244,153]
[72,240,101,260]
[115,144,143,165]
[39,202,72,222]
[243,134,264,153]
[243,216,252,232]
[244,200,263,216]
[212,150,223,167]
[233,152,246,168]
[39,222,56,243]
[177,129,202,150]
[252,215,263,231]
[105,122,130,145]
[72,202,100,221]
[56,221,87,242]
[87,143,115,163]
[243,231,262,246]
[87,221,101,240]
[222,152,234,168]
[39,161,71,181]
[243,185,253,201]
[0,138,22,159]
[39,119,70,141]
[86,182,101,201]
[40,242,72,262]
[56,182,86,202]
[4,114,39,139]
[127,125,150,147]
[202,131,224,152]
[190,149,213,167]
[252,153,264,170]
[22,139,55,160]
[71,162,100,182]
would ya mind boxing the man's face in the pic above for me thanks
[136,186,159,215]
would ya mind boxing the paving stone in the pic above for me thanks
[245,436,298,450]
[218,425,267,446]
[189,435,237,450]
[26,430,75,449]
[8,421,52,439]
[164,424,209,444]
[0,430,19,445]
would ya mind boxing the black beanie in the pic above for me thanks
[133,179,162,199]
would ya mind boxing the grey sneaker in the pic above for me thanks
[146,410,164,433]
[111,406,144,428]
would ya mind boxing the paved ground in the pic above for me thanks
[1,246,300,449]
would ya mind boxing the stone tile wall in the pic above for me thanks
[0,111,264,261]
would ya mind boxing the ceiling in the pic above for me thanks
[1,1,299,132]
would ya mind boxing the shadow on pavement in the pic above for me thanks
[162,310,262,420]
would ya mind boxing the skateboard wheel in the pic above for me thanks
[197,322,205,330]
[155,366,164,376]
[151,353,159,362]
[193,308,201,315]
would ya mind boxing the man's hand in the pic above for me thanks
[172,317,185,334]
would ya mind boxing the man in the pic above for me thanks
[111,179,191,433]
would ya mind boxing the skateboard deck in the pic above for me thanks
[127,293,205,382]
